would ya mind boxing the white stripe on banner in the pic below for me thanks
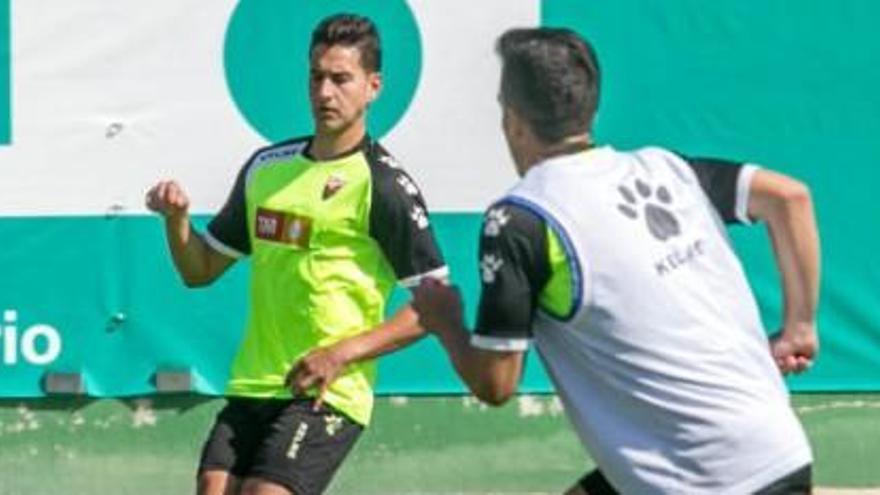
[1,0,540,216]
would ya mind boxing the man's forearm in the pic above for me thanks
[333,305,427,363]
[747,169,820,340]
[432,324,522,406]
[761,182,820,329]
[163,214,219,287]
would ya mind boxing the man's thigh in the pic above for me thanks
[198,399,269,481]
[239,477,291,495]
[197,469,240,495]
[246,399,363,495]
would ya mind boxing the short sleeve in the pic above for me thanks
[472,202,551,352]
[206,159,251,258]
[367,144,447,287]
[676,154,759,225]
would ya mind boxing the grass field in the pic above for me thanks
[0,394,878,494]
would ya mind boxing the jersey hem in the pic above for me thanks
[223,388,370,426]
[720,447,811,495]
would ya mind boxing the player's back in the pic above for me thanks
[506,145,811,494]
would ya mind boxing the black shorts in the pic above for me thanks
[198,397,363,495]
[578,464,812,494]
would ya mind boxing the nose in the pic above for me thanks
[314,77,333,101]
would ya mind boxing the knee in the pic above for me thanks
[197,470,236,495]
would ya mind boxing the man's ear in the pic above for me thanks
[504,105,529,141]
[366,72,382,103]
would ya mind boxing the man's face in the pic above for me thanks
[309,44,380,136]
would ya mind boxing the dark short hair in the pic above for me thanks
[496,28,600,143]
[310,14,381,72]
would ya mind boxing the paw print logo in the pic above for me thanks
[324,414,344,437]
[480,253,504,284]
[617,179,681,241]
[483,207,511,237]
[410,204,429,230]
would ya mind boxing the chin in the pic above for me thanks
[315,120,342,134]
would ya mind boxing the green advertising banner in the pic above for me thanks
[0,1,878,398]
[543,0,880,390]
[0,0,10,144]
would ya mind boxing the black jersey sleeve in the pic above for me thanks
[206,158,252,258]
[473,202,551,348]
[675,154,751,224]
[367,144,446,287]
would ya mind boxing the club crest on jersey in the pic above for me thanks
[255,207,312,248]
[322,175,346,200]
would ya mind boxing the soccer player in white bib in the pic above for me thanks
[413,28,820,494]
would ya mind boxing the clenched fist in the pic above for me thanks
[145,180,190,219]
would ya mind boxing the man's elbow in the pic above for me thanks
[760,179,813,223]
[474,382,517,407]
[779,180,812,208]
[180,259,226,288]
[181,273,212,288]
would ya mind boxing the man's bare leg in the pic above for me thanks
[565,483,588,495]
[239,477,294,495]
[197,469,240,495]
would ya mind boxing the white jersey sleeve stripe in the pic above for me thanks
[471,334,531,352]
[204,230,245,259]
[399,265,450,289]
[736,164,760,225]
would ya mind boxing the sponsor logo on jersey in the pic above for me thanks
[253,142,307,165]
[655,238,706,276]
[322,174,346,200]
[255,207,312,248]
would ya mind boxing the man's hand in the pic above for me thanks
[769,323,819,374]
[285,346,346,410]
[412,277,465,335]
[146,180,190,219]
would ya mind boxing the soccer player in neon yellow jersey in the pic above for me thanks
[146,14,446,495]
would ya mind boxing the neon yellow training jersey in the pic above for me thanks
[204,136,447,425]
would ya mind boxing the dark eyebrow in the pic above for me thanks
[310,68,353,78]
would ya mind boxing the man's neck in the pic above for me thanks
[520,134,593,175]
[537,135,593,162]
[310,122,367,161]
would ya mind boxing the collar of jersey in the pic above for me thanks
[528,145,615,178]
[302,134,371,164]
